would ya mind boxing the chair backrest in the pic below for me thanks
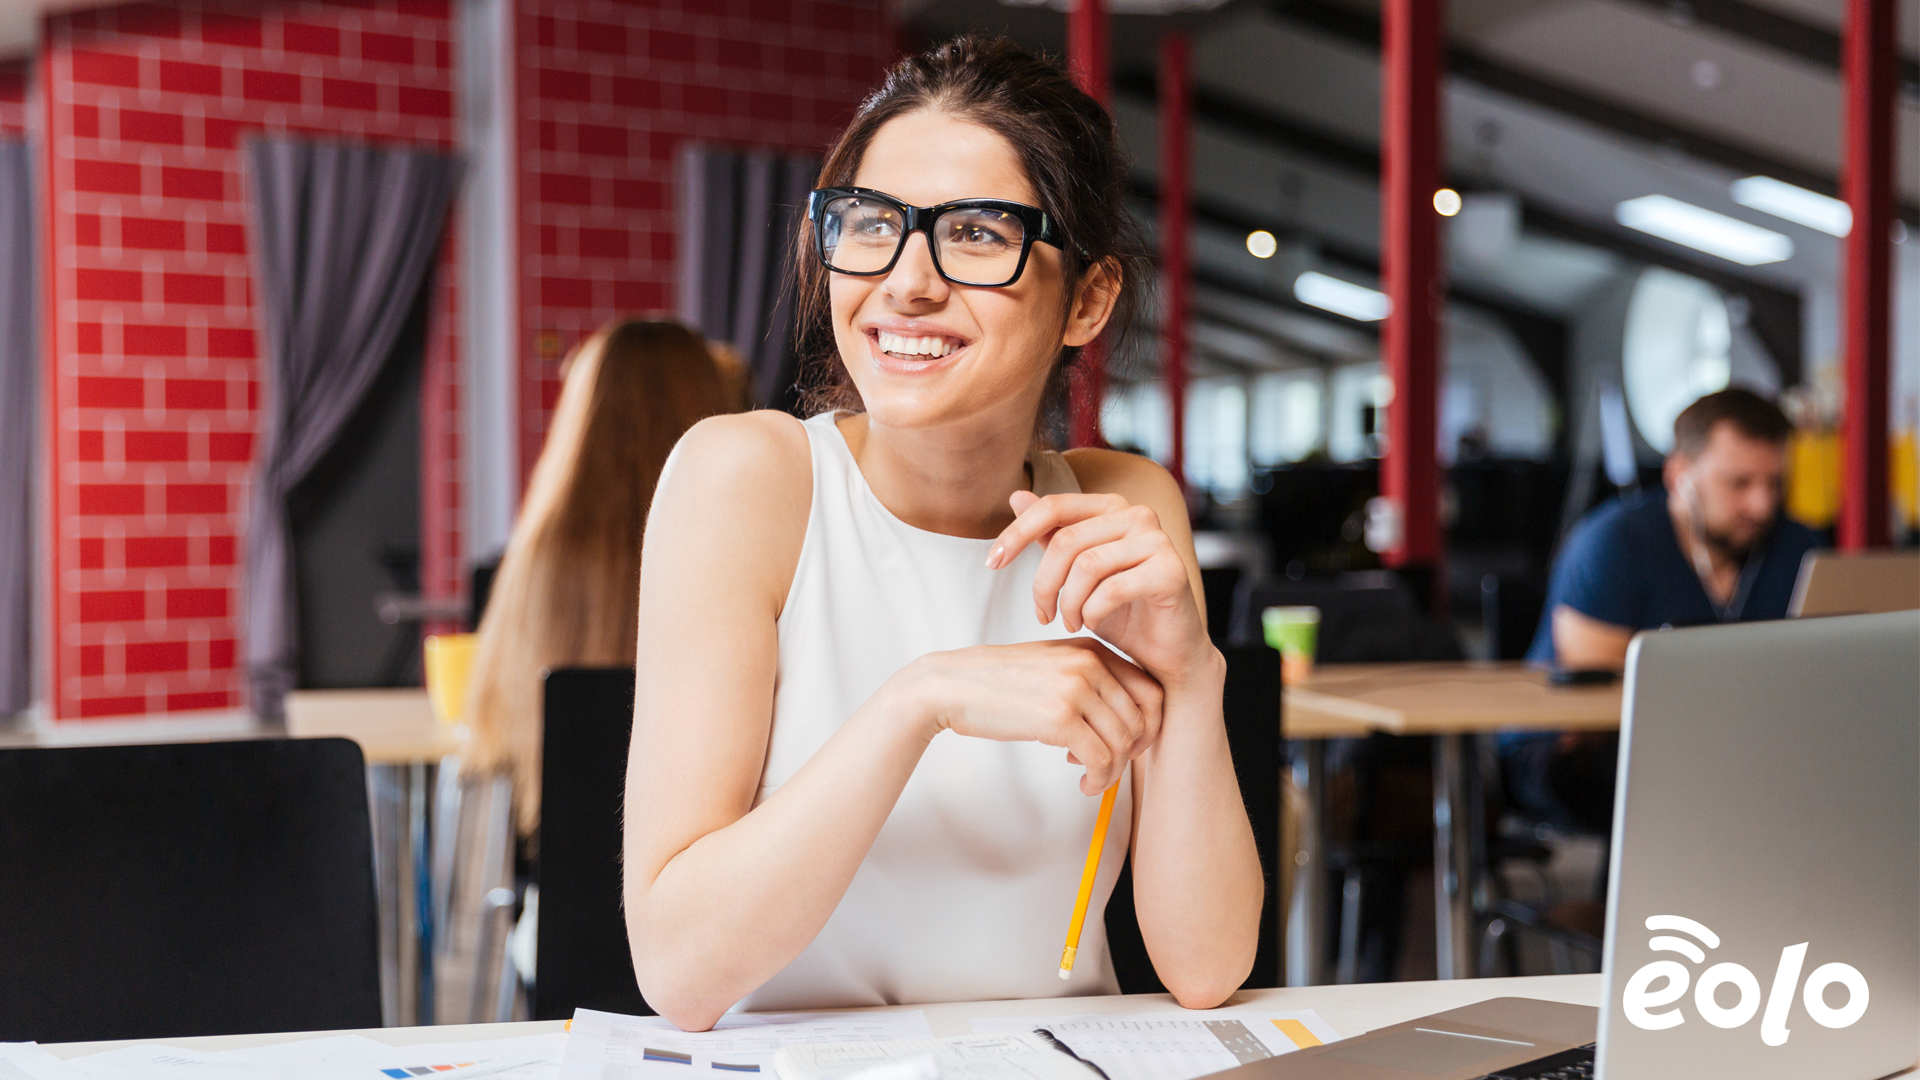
[536,666,651,1020]
[0,737,381,1042]
[1228,573,1462,662]
[1105,644,1282,992]
[1480,573,1547,661]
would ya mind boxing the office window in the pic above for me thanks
[1250,370,1324,465]
[1186,377,1249,496]
[1102,380,1171,463]
[1327,363,1388,462]
[1624,267,1732,453]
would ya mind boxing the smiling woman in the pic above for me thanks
[621,36,1263,1032]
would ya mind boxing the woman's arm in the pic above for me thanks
[991,453,1264,1008]
[624,415,1159,1031]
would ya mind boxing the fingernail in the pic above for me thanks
[986,544,1003,568]
[1035,605,1048,624]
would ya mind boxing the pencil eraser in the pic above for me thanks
[1057,967,1072,980]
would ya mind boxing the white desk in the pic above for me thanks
[40,976,1919,1076]
[44,977,1601,1059]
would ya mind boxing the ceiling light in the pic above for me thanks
[1246,230,1278,259]
[1730,176,1852,236]
[1614,195,1794,265]
[1294,271,1390,321]
[1433,188,1462,216]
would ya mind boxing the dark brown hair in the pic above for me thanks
[465,318,736,836]
[1672,387,1793,457]
[794,35,1147,437]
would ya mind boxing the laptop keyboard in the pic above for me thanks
[1476,1043,1595,1080]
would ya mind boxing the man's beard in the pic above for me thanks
[1702,521,1768,561]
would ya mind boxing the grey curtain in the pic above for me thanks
[676,146,817,411]
[0,141,33,716]
[244,140,463,720]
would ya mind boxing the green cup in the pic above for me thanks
[1263,605,1321,682]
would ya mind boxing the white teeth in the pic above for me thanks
[877,331,957,359]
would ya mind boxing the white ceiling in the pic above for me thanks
[903,0,1919,376]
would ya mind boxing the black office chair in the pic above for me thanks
[535,666,651,1020]
[1227,572,1460,662]
[0,738,382,1042]
[1106,644,1282,993]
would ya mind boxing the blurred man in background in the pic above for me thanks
[1509,388,1818,831]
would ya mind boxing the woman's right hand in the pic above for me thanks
[892,638,1164,795]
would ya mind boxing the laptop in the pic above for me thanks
[1788,549,1920,617]
[1205,610,1920,1079]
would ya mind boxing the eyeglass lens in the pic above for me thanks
[820,195,1028,285]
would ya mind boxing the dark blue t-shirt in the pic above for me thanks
[1525,488,1821,663]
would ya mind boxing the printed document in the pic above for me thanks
[968,1011,1341,1080]
[559,1008,934,1080]
[773,1033,1095,1080]
[0,1043,82,1080]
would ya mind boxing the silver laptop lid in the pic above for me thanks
[1788,549,1920,617]
[1598,611,1919,1078]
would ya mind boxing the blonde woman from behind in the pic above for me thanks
[465,318,739,841]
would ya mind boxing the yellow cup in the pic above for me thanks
[423,633,479,726]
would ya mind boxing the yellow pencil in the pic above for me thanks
[1058,780,1120,979]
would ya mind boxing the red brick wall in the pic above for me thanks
[510,0,891,482]
[33,0,891,719]
[41,0,458,719]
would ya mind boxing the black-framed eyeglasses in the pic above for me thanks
[807,186,1062,288]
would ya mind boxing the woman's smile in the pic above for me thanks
[862,320,974,378]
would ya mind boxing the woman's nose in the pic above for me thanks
[881,232,949,306]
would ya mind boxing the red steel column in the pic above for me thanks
[1380,0,1444,568]
[1839,0,1895,549]
[1068,0,1109,448]
[1160,33,1190,486]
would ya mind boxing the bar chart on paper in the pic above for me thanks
[559,1009,938,1080]
[970,1013,1340,1080]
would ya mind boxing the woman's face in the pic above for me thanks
[830,110,1110,435]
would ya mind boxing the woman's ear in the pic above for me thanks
[1062,257,1121,349]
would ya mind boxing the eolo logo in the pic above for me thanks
[1622,915,1870,1045]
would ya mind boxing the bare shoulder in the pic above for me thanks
[647,410,813,612]
[671,410,809,479]
[1062,448,1190,535]
[658,411,811,514]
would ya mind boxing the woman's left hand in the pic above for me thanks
[986,491,1213,688]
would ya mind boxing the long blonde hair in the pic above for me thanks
[465,318,737,836]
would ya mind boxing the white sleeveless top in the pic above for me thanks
[735,412,1133,1011]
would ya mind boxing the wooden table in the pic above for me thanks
[1284,663,1623,983]
[285,688,463,763]
[286,689,473,1028]
[1285,663,1621,736]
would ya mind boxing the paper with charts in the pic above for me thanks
[773,1032,1107,1080]
[41,1032,565,1080]
[558,1008,936,1080]
[967,1012,1340,1080]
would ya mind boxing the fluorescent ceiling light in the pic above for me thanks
[1730,176,1852,236]
[1614,195,1793,265]
[1294,271,1390,322]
